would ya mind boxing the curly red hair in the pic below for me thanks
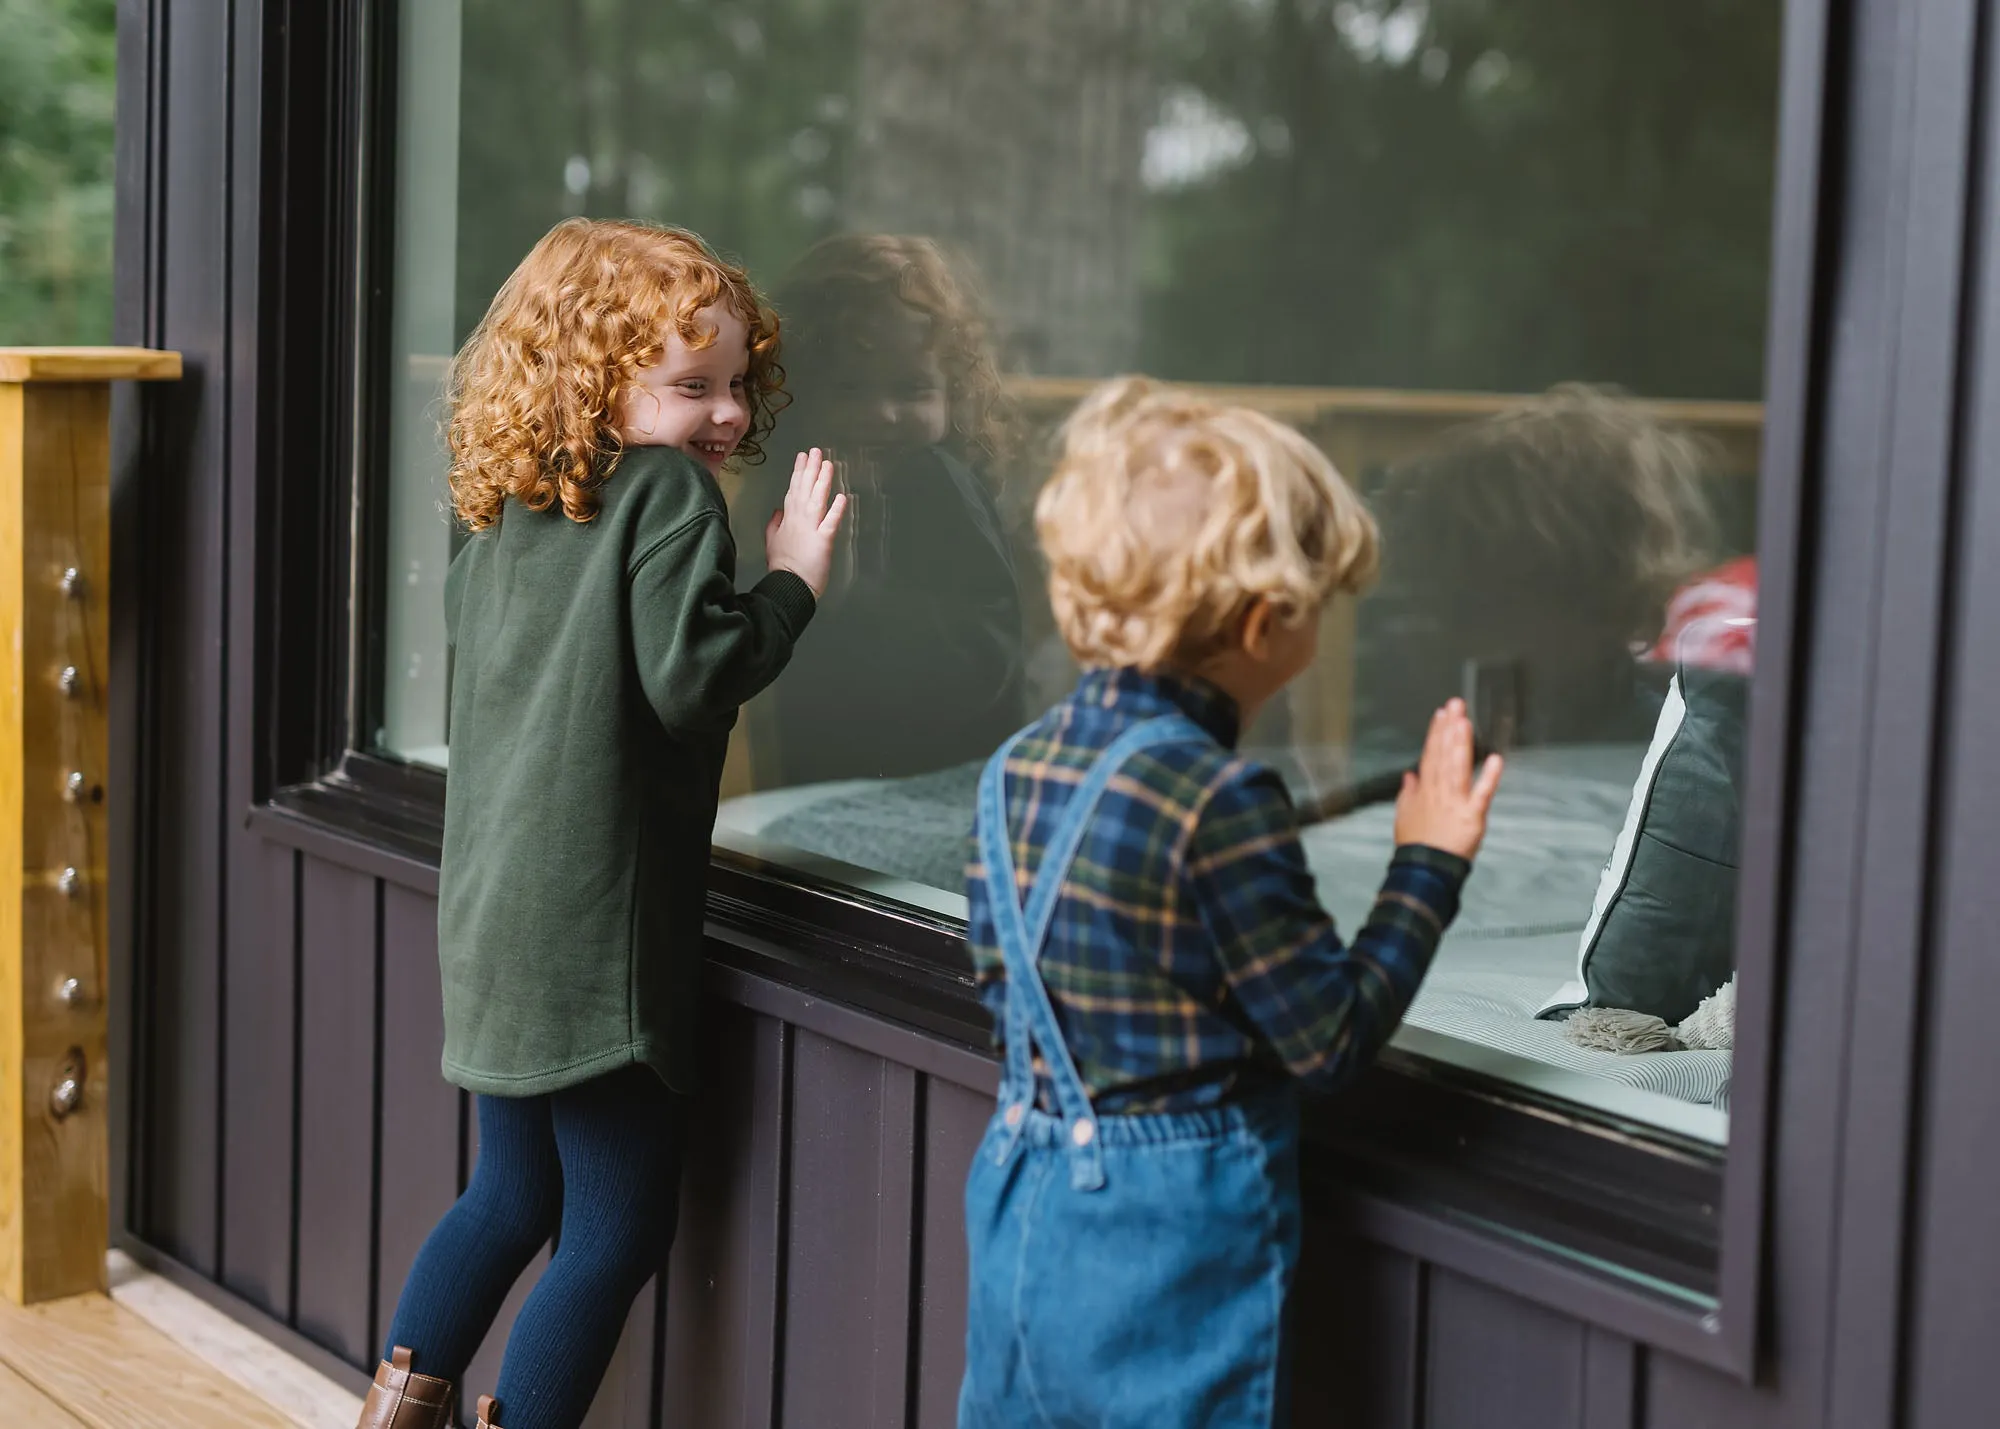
[447,218,785,531]
[774,233,1016,469]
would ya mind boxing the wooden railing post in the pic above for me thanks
[0,346,180,1304]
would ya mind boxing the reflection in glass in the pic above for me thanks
[375,0,1783,1141]
[732,235,1026,785]
[1358,384,1726,752]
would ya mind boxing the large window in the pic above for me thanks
[375,0,1781,1145]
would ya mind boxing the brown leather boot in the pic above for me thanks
[474,1393,502,1427]
[354,1346,454,1429]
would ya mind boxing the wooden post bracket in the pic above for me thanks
[0,346,182,1304]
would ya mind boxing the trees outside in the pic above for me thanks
[445,0,1781,401]
[0,0,1784,390]
[1140,0,1780,399]
[0,0,116,346]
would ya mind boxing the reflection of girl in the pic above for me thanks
[737,234,1026,784]
[1357,384,1720,748]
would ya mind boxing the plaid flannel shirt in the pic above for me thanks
[967,668,1469,1114]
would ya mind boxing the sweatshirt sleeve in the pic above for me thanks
[628,511,817,739]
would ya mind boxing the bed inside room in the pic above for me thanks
[714,733,1734,1146]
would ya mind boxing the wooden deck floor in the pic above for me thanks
[0,1288,298,1426]
[0,1258,363,1428]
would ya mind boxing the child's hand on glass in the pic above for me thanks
[764,448,849,598]
[1393,698,1505,860]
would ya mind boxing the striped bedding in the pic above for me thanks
[731,742,1734,1110]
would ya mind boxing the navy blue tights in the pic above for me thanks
[384,1065,685,1429]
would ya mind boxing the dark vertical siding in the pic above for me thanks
[106,0,160,1265]
[292,862,381,1362]
[166,901,1847,1429]
[1642,1352,1747,1427]
[461,1248,549,1429]
[582,1282,662,1429]
[1425,1272,1587,1429]
[145,849,1829,1429]
[1580,1329,1641,1429]
[138,0,234,1275]
[1903,8,2000,1417]
[218,841,298,1318]
[661,1005,788,1428]
[373,884,461,1359]
[1821,0,1984,1423]
[1291,1238,1423,1429]
[781,1032,908,1429]
[911,1080,985,1429]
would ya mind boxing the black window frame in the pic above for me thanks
[242,0,1867,1379]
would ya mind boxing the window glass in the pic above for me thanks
[377,0,1782,1144]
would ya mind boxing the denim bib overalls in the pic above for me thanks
[957,717,1304,1429]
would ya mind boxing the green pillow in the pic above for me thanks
[1538,660,1748,1026]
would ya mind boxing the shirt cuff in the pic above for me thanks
[1384,844,1471,934]
[1389,843,1473,891]
[753,570,818,639]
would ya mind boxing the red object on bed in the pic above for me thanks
[1647,556,1758,673]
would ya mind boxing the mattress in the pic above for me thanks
[714,743,1732,1137]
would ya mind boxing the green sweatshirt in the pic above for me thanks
[438,444,815,1096]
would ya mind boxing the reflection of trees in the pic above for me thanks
[456,0,864,338]
[449,0,1780,398]
[847,0,1154,376]
[1142,0,1781,398]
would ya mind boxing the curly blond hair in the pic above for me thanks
[446,218,784,532]
[774,233,1016,468]
[1038,377,1379,671]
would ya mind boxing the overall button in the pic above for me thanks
[1003,1102,1024,1128]
[1071,1118,1096,1147]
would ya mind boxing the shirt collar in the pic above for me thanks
[1073,667,1242,748]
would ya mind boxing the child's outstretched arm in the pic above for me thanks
[1190,699,1502,1094]
[630,451,847,736]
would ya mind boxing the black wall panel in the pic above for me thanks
[373,883,462,1367]
[133,0,234,1276]
[219,841,298,1318]
[911,1079,985,1429]
[1425,1271,1587,1429]
[661,1005,788,1428]
[292,861,381,1363]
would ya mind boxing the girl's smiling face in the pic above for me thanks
[617,304,752,473]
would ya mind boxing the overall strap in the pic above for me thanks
[978,713,1204,1190]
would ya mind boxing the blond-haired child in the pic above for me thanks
[958,378,1502,1429]
[357,219,845,1429]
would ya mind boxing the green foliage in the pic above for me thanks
[1141,0,1782,398]
[0,0,1783,397]
[0,0,117,346]
[455,0,860,335]
[444,0,1779,401]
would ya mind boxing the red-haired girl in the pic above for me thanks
[356,218,845,1429]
